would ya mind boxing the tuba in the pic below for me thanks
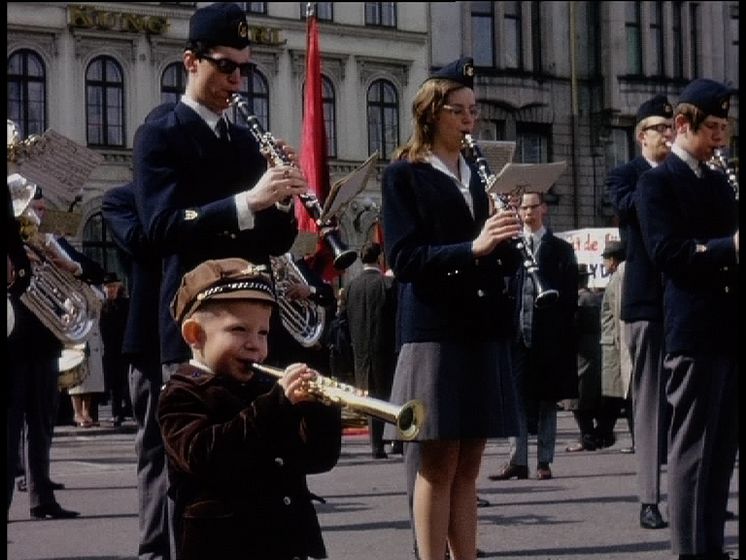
[7,120,101,345]
[250,362,425,441]
[270,253,326,348]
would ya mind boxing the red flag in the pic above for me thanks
[298,9,329,234]
[300,7,337,282]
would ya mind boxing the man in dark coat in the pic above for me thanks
[636,79,738,560]
[7,188,104,519]
[489,192,578,481]
[606,93,675,530]
[345,242,397,458]
[103,180,171,560]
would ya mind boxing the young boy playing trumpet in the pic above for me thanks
[158,257,341,560]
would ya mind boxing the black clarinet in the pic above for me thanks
[230,94,357,271]
[463,134,559,308]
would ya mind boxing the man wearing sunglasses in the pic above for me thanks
[131,5,307,557]
[606,94,675,531]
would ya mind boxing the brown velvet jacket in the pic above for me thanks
[158,363,342,560]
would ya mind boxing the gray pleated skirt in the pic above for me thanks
[384,339,519,442]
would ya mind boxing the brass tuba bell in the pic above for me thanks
[7,119,101,345]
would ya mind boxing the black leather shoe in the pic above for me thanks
[49,480,65,490]
[488,463,528,480]
[640,503,667,529]
[372,450,388,459]
[30,502,80,519]
[476,496,490,508]
[619,446,635,454]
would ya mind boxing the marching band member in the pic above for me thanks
[636,79,738,560]
[382,57,521,560]
[607,94,675,530]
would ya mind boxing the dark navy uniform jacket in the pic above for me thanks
[606,155,664,322]
[382,159,520,346]
[132,102,297,364]
[636,152,738,355]
[102,182,161,363]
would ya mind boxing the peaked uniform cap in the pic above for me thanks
[677,78,734,119]
[427,57,475,89]
[188,3,251,49]
[636,94,673,123]
[171,258,275,323]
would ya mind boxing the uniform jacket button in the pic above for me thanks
[283,496,292,506]
[274,457,284,467]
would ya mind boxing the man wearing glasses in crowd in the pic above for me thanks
[606,95,674,531]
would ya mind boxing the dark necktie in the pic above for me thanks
[528,235,535,255]
[216,118,229,143]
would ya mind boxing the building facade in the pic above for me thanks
[7,1,740,284]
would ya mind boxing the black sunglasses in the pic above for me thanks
[199,55,254,77]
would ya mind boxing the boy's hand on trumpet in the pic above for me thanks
[472,208,522,257]
[279,363,318,404]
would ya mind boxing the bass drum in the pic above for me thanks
[58,344,89,391]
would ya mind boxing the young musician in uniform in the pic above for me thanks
[132,2,306,381]
[636,78,738,560]
[382,57,522,560]
[158,258,341,560]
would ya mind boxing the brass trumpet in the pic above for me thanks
[250,362,425,441]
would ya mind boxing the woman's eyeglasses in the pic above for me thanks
[643,123,673,134]
[199,55,254,77]
[442,104,481,119]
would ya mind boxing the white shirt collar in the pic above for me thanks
[671,143,702,177]
[181,93,225,136]
[524,225,546,246]
[426,153,474,215]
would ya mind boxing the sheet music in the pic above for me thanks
[478,140,516,176]
[11,129,104,208]
[488,161,567,195]
[321,152,379,221]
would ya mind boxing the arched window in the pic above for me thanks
[82,212,126,283]
[7,49,46,138]
[85,56,125,147]
[367,79,399,160]
[161,62,187,104]
[321,76,337,158]
[227,66,269,130]
[302,75,337,158]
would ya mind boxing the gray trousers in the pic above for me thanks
[625,320,668,505]
[507,341,556,467]
[129,357,171,560]
[161,362,182,560]
[664,353,737,555]
[7,352,60,511]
